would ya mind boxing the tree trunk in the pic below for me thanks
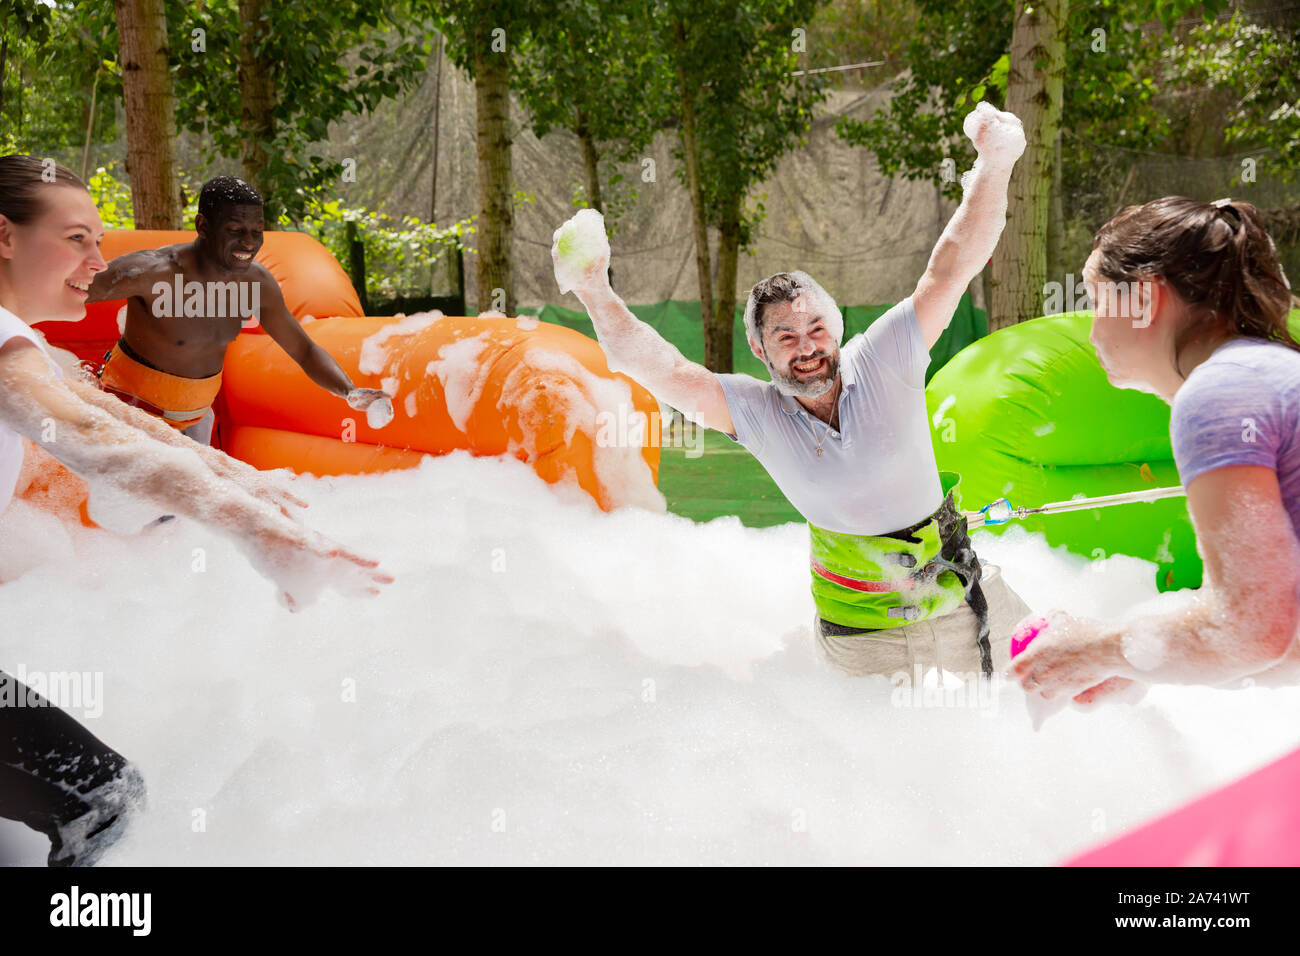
[81,69,101,181]
[238,0,276,215]
[345,220,370,313]
[473,38,514,315]
[712,192,741,374]
[576,109,604,214]
[1047,126,1065,293]
[672,18,716,367]
[0,36,8,116]
[991,0,1068,330]
[429,32,443,296]
[114,0,182,228]
[576,108,615,290]
[430,33,443,222]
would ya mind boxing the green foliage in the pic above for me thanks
[834,0,1011,199]
[167,0,430,222]
[837,0,1233,200]
[0,0,119,152]
[804,0,922,83]
[513,0,669,231]
[659,0,831,245]
[423,0,549,73]
[86,164,136,229]
[0,0,52,45]
[85,162,208,230]
[295,199,474,299]
[1163,12,1300,177]
[515,0,665,150]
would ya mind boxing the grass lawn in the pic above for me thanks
[656,430,802,527]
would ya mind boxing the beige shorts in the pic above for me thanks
[815,564,1032,680]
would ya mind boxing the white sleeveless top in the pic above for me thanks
[0,304,63,515]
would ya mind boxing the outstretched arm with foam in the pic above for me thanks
[63,373,307,517]
[552,210,734,434]
[913,102,1026,349]
[1011,466,1300,699]
[0,339,390,608]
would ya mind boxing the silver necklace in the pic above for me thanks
[811,379,841,458]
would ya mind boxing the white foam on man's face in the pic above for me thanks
[759,300,839,398]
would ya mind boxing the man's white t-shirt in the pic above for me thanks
[0,304,64,515]
[717,297,943,536]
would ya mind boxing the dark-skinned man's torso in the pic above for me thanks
[87,201,387,435]
[111,204,269,378]
[85,204,305,434]
[117,242,270,379]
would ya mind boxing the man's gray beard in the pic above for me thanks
[767,353,840,399]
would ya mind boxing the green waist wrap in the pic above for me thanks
[809,471,969,631]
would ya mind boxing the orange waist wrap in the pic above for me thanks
[98,342,223,429]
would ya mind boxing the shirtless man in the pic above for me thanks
[87,176,389,444]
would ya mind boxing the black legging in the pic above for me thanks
[0,669,143,866]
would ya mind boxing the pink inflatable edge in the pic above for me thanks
[1065,744,1300,866]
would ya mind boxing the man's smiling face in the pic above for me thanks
[756,295,840,398]
[197,204,264,273]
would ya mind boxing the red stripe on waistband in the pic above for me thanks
[810,559,914,593]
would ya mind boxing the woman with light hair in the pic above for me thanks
[0,154,390,865]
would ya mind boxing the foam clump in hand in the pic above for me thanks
[552,208,610,295]
[962,101,1026,171]
[1009,611,1076,730]
[366,397,394,430]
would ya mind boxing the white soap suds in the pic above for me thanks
[425,332,493,432]
[497,347,664,513]
[3,473,1298,866]
[359,311,444,376]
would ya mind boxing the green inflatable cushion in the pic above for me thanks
[925,310,1200,591]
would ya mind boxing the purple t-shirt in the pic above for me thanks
[1170,338,1300,541]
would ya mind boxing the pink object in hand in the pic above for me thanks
[1010,616,1051,658]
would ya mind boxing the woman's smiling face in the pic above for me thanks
[0,184,106,322]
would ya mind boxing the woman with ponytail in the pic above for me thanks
[0,155,391,864]
[1012,196,1300,704]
